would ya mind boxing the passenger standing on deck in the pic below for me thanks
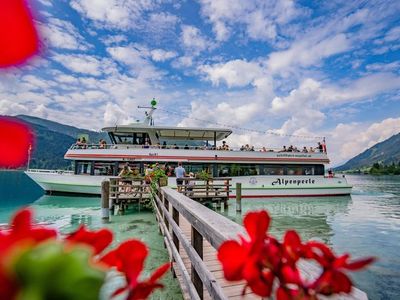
[317,142,323,152]
[175,162,186,192]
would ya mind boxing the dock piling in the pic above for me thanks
[101,180,110,222]
[236,182,242,213]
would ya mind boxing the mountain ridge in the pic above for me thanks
[335,132,400,171]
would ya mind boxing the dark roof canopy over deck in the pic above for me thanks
[102,125,232,141]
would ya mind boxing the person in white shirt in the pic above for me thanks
[175,162,186,192]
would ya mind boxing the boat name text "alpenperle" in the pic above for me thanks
[272,178,316,186]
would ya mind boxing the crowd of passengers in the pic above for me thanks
[74,137,326,153]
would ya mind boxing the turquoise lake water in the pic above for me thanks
[1,171,399,300]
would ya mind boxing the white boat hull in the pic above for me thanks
[25,170,352,197]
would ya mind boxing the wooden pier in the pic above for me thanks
[101,179,368,300]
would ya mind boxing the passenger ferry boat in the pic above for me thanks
[26,103,352,197]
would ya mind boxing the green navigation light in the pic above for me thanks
[151,98,157,107]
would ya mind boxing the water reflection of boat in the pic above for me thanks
[223,195,352,243]
[31,195,99,229]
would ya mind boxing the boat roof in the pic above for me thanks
[102,124,232,141]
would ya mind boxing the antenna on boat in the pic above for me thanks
[138,98,157,126]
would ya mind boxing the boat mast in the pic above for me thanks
[138,98,157,126]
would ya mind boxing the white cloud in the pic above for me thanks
[0,99,29,115]
[38,0,52,7]
[383,26,400,42]
[199,59,263,87]
[107,45,163,79]
[101,35,128,46]
[329,118,400,166]
[198,0,303,42]
[150,49,177,62]
[146,12,178,33]
[103,102,136,126]
[366,62,400,72]
[319,73,400,105]
[178,101,260,128]
[70,0,161,29]
[37,18,90,50]
[267,34,350,74]
[53,54,117,76]
[180,25,211,54]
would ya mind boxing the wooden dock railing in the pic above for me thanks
[152,186,368,300]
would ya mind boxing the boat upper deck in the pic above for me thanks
[65,143,330,164]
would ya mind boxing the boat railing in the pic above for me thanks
[69,143,327,154]
[27,169,74,174]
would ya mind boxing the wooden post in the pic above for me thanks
[216,201,221,210]
[236,182,242,213]
[191,226,203,300]
[164,196,169,231]
[172,207,179,278]
[101,180,110,222]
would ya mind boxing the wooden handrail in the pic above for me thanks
[153,191,228,300]
[155,187,368,300]
[161,187,244,248]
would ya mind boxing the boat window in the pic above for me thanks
[218,164,259,176]
[75,161,92,175]
[285,164,324,175]
[93,162,115,176]
[113,133,150,145]
[261,165,284,175]
[287,165,303,176]
[118,162,141,173]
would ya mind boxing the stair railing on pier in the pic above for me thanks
[180,177,231,207]
[109,177,150,213]
[152,186,368,300]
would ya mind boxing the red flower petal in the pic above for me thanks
[101,239,148,287]
[0,0,39,67]
[11,207,32,236]
[129,283,164,300]
[247,269,274,297]
[0,118,34,168]
[66,225,113,255]
[313,270,352,295]
[283,230,303,262]
[281,264,302,285]
[218,240,247,281]
[343,257,376,271]
[149,263,171,283]
[243,210,270,241]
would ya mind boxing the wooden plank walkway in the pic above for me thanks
[102,180,368,300]
[174,212,256,300]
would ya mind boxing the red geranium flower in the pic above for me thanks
[0,0,39,67]
[0,118,34,169]
[306,241,375,295]
[218,210,275,297]
[100,239,170,300]
[65,225,113,255]
[0,208,57,299]
[218,209,375,300]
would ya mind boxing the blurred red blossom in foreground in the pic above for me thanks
[0,0,39,67]
[0,208,170,300]
[218,210,375,299]
[0,117,34,168]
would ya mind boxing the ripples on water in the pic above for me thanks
[0,171,183,300]
[1,172,400,299]
[218,175,400,300]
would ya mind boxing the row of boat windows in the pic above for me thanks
[74,161,325,176]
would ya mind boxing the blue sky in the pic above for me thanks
[1,0,399,166]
